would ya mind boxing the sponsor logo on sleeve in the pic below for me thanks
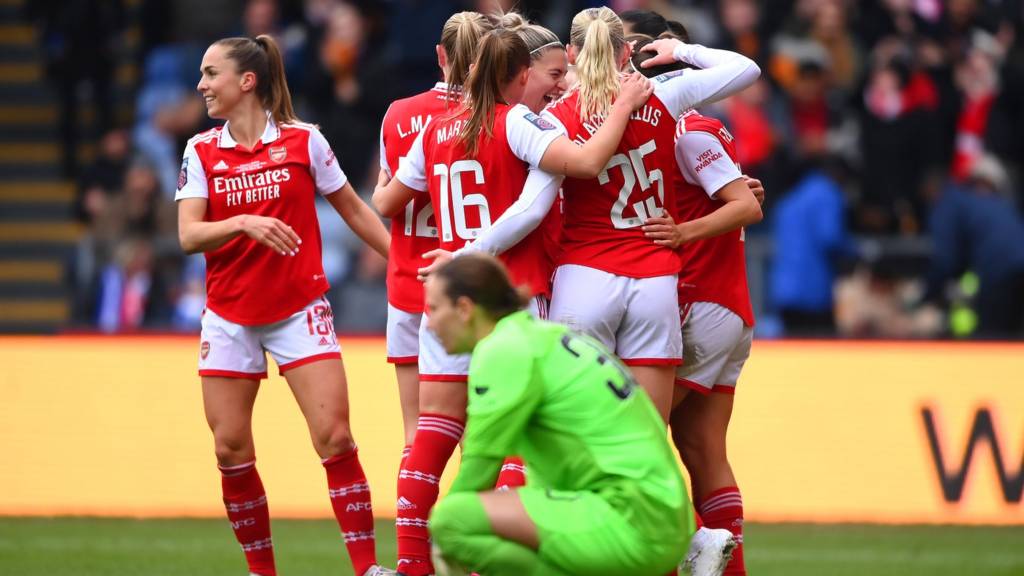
[325,149,336,167]
[655,69,686,83]
[177,157,188,190]
[524,112,556,131]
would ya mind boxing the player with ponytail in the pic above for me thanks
[177,34,393,576]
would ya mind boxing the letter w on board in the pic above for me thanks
[921,407,1023,504]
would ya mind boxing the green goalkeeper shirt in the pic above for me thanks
[450,311,687,522]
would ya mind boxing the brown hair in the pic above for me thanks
[439,11,494,103]
[629,35,688,78]
[436,253,527,320]
[570,7,626,120]
[215,34,299,124]
[459,28,530,157]
[497,11,564,61]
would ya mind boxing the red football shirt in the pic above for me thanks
[396,104,553,297]
[175,116,346,325]
[379,82,459,312]
[674,110,754,326]
[545,89,682,278]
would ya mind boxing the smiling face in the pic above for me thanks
[196,44,255,119]
[522,48,568,113]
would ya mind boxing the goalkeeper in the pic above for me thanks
[424,254,694,575]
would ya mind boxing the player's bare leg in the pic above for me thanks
[631,364,676,423]
[203,376,275,576]
[285,358,385,576]
[673,391,745,575]
[395,363,421,447]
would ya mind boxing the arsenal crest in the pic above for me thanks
[269,146,287,163]
[200,341,210,360]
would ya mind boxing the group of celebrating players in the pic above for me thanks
[176,5,762,576]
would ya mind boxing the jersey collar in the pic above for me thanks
[218,111,282,149]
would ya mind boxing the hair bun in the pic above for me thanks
[498,11,527,30]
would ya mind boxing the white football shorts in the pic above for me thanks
[549,264,682,366]
[675,301,752,394]
[197,295,342,379]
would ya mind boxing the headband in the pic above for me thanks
[530,41,564,55]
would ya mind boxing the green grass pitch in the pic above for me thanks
[1,517,1022,575]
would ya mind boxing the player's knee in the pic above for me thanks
[312,424,355,458]
[213,433,254,465]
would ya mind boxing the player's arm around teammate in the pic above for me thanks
[176,35,393,576]
[370,69,652,220]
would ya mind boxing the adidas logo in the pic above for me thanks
[318,337,330,346]
[396,497,416,511]
[213,159,229,171]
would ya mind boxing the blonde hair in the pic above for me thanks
[496,11,563,61]
[439,11,494,103]
[215,35,299,124]
[570,7,626,120]
[459,28,531,157]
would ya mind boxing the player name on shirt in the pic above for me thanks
[570,105,665,146]
[213,167,293,207]
[396,114,431,139]
[435,120,466,144]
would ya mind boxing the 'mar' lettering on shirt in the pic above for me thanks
[435,119,465,144]
[213,167,292,207]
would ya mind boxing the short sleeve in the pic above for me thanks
[378,109,391,177]
[461,334,541,458]
[174,142,208,201]
[395,128,428,192]
[308,128,348,196]
[675,130,742,198]
[505,104,566,168]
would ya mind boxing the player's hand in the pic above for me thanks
[642,210,685,248]
[239,214,301,256]
[745,175,765,205]
[417,248,454,281]
[639,37,683,69]
[617,72,654,111]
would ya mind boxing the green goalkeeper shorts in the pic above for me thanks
[518,485,690,575]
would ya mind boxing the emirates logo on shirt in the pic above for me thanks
[269,146,287,163]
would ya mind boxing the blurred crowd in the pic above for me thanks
[33,0,1024,338]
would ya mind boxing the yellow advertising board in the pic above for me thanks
[0,336,1021,525]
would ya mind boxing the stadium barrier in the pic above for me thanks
[1,336,1021,524]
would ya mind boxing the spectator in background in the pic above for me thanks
[133,46,207,197]
[770,157,855,336]
[305,1,397,189]
[858,48,942,234]
[924,155,1024,337]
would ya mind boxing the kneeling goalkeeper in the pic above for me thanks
[423,253,694,575]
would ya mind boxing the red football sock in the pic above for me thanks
[220,461,276,576]
[396,413,464,575]
[700,486,745,575]
[494,456,526,489]
[323,449,377,576]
